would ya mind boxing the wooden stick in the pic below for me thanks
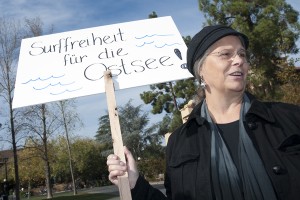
[104,70,132,200]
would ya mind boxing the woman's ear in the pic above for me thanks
[198,66,203,76]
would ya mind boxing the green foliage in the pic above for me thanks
[51,137,71,182]
[138,13,198,134]
[95,100,166,180]
[18,146,46,187]
[182,35,192,46]
[72,139,108,182]
[274,61,300,104]
[140,79,198,115]
[148,11,158,19]
[142,2,300,136]
[139,71,197,134]
[198,0,300,102]
[95,100,165,160]
[51,137,109,185]
[138,157,165,180]
[168,110,184,132]
[140,33,195,117]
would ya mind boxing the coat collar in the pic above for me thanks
[185,92,276,127]
[245,92,276,123]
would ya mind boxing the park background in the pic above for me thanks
[0,0,300,200]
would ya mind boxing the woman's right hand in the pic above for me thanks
[107,146,139,189]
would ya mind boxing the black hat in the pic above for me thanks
[187,25,249,76]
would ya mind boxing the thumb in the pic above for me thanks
[124,146,135,164]
[123,146,139,189]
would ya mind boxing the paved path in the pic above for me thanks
[84,181,165,200]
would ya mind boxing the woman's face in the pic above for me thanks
[200,35,250,95]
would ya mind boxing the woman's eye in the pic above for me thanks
[220,52,231,57]
[239,52,246,57]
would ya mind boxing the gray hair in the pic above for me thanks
[193,50,210,83]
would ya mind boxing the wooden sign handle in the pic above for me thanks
[104,70,132,200]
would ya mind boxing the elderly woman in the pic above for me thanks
[107,25,300,200]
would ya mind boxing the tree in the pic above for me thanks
[18,141,45,197]
[140,12,200,133]
[51,136,72,183]
[55,100,83,195]
[51,137,108,187]
[20,17,58,199]
[198,0,300,102]
[0,16,25,200]
[148,11,158,19]
[22,103,60,198]
[0,17,55,200]
[275,60,300,104]
[140,67,199,133]
[96,100,165,180]
[95,100,164,160]
[72,138,108,186]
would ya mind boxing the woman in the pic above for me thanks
[107,25,300,200]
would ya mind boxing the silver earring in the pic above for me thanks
[200,76,206,89]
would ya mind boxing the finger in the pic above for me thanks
[107,154,119,161]
[109,170,125,179]
[108,172,119,184]
[124,146,137,171]
[108,161,127,173]
[124,146,134,163]
[108,168,127,186]
[107,154,122,167]
[107,158,121,166]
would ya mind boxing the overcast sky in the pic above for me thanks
[1,0,299,140]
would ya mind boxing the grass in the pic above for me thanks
[20,191,118,200]
[45,193,116,200]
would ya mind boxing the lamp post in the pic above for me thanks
[0,158,9,200]
[3,157,8,180]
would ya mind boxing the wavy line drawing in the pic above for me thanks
[155,43,181,48]
[135,41,155,47]
[33,81,75,90]
[50,87,82,95]
[135,34,173,39]
[22,74,65,84]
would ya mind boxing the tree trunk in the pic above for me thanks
[42,104,53,199]
[44,160,53,199]
[60,101,77,195]
[169,82,178,110]
[64,119,77,195]
[7,63,20,200]
[27,180,31,199]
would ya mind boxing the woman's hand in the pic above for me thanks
[107,146,139,189]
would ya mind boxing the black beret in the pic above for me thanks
[186,25,249,76]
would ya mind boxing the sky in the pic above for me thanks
[1,0,300,141]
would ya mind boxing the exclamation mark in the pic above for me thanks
[174,48,187,69]
[174,48,182,60]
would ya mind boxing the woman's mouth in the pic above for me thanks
[229,71,243,76]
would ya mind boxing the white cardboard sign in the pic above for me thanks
[13,16,193,109]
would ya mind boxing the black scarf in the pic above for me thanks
[201,94,277,200]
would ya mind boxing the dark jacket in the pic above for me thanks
[132,94,300,200]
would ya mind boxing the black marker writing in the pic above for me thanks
[29,28,126,56]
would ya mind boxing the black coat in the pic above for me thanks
[132,94,300,200]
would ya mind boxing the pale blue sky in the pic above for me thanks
[1,0,299,140]
[1,0,206,140]
[2,0,205,36]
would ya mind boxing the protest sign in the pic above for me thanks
[13,16,192,109]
